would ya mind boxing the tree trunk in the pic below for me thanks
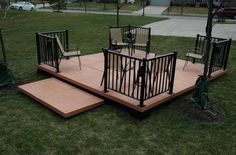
[203,0,213,77]
[0,29,7,64]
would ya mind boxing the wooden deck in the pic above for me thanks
[35,51,227,113]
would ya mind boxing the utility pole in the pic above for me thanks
[142,0,145,16]
[116,0,120,26]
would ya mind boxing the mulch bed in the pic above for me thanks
[183,103,226,123]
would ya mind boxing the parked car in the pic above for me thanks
[127,0,135,4]
[9,1,35,11]
[216,7,236,19]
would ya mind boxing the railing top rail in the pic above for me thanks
[38,30,67,35]
[106,49,143,61]
[197,34,229,41]
[214,39,231,45]
[37,33,55,39]
[106,49,175,62]
[110,25,150,29]
[147,52,176,61]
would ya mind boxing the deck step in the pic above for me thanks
[18,78,104,118]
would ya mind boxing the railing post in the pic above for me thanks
[139,58,147,107]
[208,42,216,78]
[109,26,112,49]
[193,34,200,64]
[65,30,69,52]
[169,52,177,94]
[36,33,41,65]
[147,27,151,55]
[104,48,108,92]
[223,39,231,70]
[53,37,60,73]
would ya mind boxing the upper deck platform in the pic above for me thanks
[36,51,226,112]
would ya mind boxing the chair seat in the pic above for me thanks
[133,43,147,47]
[186,52,203,59]
[63,50,81,57]
[112,42,128,46]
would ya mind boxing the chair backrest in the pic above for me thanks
[134,28,149,45]
[110,28,123,44]
[55,35,65,54]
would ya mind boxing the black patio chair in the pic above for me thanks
[109,27,129,51]
[183,47,204,69]
[55,35,82,70]
[132,28,150,57]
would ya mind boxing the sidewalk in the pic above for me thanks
[36,3,168,17]
[133,6,167,16]
[35,3,50,9]
[144,18,236,40]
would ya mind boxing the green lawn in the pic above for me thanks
[1,12,236,154]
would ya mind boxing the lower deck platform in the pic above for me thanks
[35,52,226,113]
[18,78,104,118]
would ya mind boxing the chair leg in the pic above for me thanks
[149,74,156,95]
[183,56,189,70]
[132,47,135,55]
[100,72,105,86]
[119,68,129,92]
[131,77,139,97]
[78,56,81,70]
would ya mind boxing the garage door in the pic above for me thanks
[150,0,170,6]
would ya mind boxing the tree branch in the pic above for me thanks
[212,0,227,17]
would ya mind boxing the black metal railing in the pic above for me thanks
[103,49,177,107]
[193,34,226,63]
[39,30,68,52]
[109,25,151,55]
[208,39,232,77]
[193,34,231,77]
[36,30,68,72]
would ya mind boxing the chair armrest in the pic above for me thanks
[67,43,78,51]
[188,47,204,55]
[111,39,117,45]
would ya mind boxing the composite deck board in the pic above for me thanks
[18,78,104,118]
[36,51,226,112]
